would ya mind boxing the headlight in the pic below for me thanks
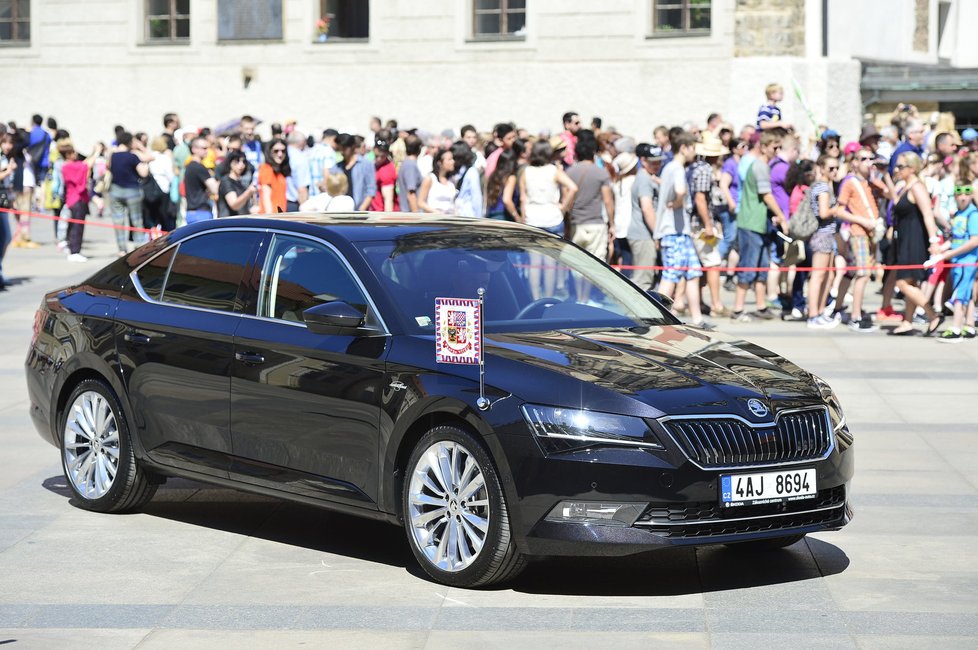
[521,404,664,454]
[813,375,847,433]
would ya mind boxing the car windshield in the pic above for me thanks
[356,228,672,333]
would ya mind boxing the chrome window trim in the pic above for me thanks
[128,226,390,335]
[632,502,844,528]
[657,405,835,472]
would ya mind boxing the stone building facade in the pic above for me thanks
[0,0,967,149]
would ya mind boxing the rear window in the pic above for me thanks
[160,231,262,312]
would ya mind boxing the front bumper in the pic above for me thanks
[501,425,855,558]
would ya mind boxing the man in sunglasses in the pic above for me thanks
[927,185,978,342]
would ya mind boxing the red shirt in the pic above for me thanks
[370,160,398,211]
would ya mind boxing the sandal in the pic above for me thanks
[924,314,946,337]
[888,326,917,336]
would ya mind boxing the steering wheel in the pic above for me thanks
[514,296,564,320]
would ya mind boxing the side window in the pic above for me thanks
[135,248,175,301]
[161,231,262,312]
[258,234,371,324]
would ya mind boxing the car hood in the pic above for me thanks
[485,324,820,419]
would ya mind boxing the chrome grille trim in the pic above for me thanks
[659,406,834,471]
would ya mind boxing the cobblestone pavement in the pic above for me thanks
[1,217,976,649]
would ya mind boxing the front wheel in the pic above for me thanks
[402,425,525,587]
[60,379,157,513]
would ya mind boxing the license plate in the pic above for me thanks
[720,468,817,507]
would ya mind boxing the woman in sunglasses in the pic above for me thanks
[258,137,290,214]
[887,152,944,336]
[806,155,845,329]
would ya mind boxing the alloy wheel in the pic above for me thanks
[63,390,121,499]
[407,441,490,572]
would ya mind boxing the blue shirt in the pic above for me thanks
[242,140,263,169]
[888,141,924,175]
[333,156,376,209]
[455,166,483,218]
[28,126,52,174]
[756,103,782,129]
[950,204,978,263]
[286,146,311,203]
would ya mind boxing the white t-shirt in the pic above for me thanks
[612,174,635,238]
[523,164,563,229]
[425,174,457,214]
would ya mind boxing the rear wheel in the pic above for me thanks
[725,534,806,551]
[60,379,157,513]
[402,425,525,587]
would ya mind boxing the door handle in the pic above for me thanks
[235,351,266,365]
[123,331,152,345]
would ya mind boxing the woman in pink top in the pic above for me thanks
[59,140,92,262]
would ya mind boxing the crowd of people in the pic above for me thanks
[1,88,977,341]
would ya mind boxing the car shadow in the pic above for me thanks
[42,475,849,594]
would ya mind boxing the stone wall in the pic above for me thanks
[734,0,806,57]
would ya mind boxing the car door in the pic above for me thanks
[229,232,390,507]
[115,229,264,478]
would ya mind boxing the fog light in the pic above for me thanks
[545,501,647,527]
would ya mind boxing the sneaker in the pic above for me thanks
[963,326,977,339]
[723,278,736,292]
[730,311,754,323]
[56,240,68,251]
[807,316,831,329]
[825,293,837,314]
[66,253,88,263]
[753,308,776,320]
[912,313,928,325]
[766,297,783,310]
[689,320,715,331]
[848,316,876,332]
[784,307,806,322]
[876,307,903,322]
[938,329,963,343]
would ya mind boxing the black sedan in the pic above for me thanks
[25,214,853,587]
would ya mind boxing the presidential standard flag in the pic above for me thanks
[434,297,481,365]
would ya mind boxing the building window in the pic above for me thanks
[145,0,190,43]
[317,0,369,41]
[0,0,30,44]
[217,0,283,42]
[472,0,526,40]
[652,0,710,36]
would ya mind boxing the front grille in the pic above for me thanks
[633,486,846,539]
[662,408,832,468]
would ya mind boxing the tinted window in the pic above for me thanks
[162,231,262,312]
[136,248,175,301]
[257,234,370,324]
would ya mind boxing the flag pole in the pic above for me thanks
[476,287,490,411]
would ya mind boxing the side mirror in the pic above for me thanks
[303,301,366,334]
[648,290,674,308]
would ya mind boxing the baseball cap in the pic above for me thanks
[635,142,664,160]
[843,141,861,156]
[820,128,840,141]
[962,127,978,142]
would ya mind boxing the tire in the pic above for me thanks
[402,425,526,588]
[59,379,157,513]
[725,534,806,551]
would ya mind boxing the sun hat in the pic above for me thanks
[613,152,638,175]
[695,134,729,158]
[549,135,567,152]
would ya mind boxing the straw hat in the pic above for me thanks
[549,135,567,152]
[613,152,638,175]
[695,134,729,158]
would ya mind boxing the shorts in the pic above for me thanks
[659,234,703,284]
[949,262,977,304]
[691,225,723,268]
[736,229,769,285]
[848,234,872,277]
[571,222,608,260]
[810,227,836,255]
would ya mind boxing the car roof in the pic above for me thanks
[190,212,542,243]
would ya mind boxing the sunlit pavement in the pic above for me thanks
[1,218,976,649]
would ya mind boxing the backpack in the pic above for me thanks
[788,188,818,241]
